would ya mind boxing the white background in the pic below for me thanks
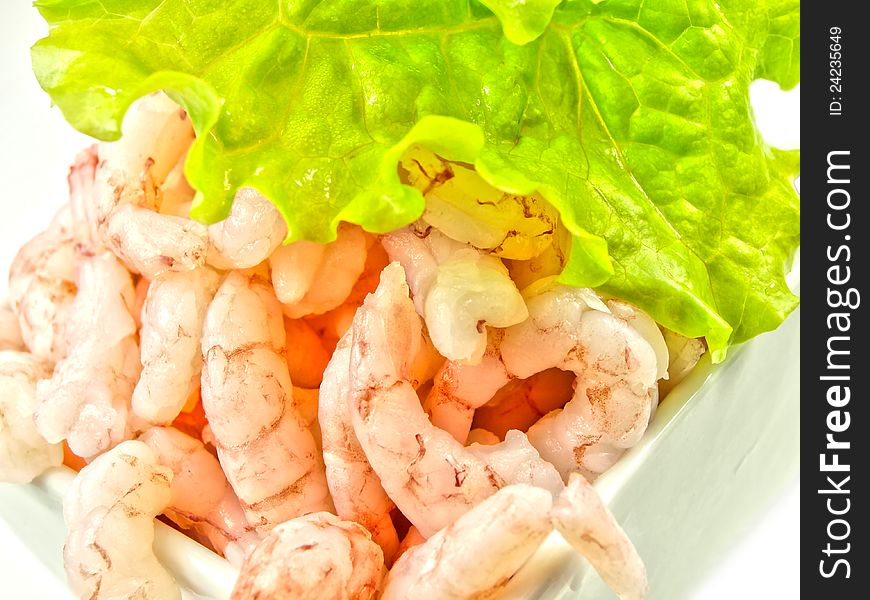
[0,3,799,598]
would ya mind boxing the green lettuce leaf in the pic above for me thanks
[31,0,800,360]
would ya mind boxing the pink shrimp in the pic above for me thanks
[140,427,259,563]
[34,252,141,459]
[7,227,78,364]
[200,267,331,531]
[270,223,368,318]
[63,440,179,599]
[0,351,60,483]
[382,484,553,600]
[381,225,527,363]
[231,512,383,600]
[319,331,400,563]
[552,473,648,600]
[132,267,220,424]
[206,187,287,270]
[0,306,24,352]
[346,263,561,538]
[92,92,207,278]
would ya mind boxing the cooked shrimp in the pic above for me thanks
[283,317,331,389]
[472,368,576,440]
[7,228,77,363]
[157,149,196,218]
[201,268,331,531]
[552,473,648,600]
[271,223,368,318]
[140,427,258,561]
[347,263,561,537]
[466,428,499,446]
[659,329,707,397]
[320,331,400,562]
[0,351,60,483]
[93,92,207,278]
[67,144,103,250]
[293,386,323,451]
[63,440,179,600]
[607,300,669,381]
[206,187,287,269]
[381,225,527,363]
[382,484,553,600]
[423,333,512,443]
[132,267,220,424]
[0,306,24,351]
[393,526,426,562]
[501,283,661,480]
[34,252,141,459]
[231,512,383,600]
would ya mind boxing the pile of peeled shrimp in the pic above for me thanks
[0,93,706,600]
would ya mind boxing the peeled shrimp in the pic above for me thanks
[7,228,77,363]
[552,473,648,600]
[67,144,102,250]
[382,484,553,600]
[63,440,179,600]
[283,317,331,389]
[270,223,368,318]
[93,92,207,278]
[35,252,141,459]
[423,333,513,444]
[472,368,575,440]
[231,512,383,600]
[0,351,60,483]
[659,328,707,397]
[381,224,527,363]
[466,428,500,446]
[201,268,331,531]
[206,187,287,270]
[501,283,662,480]
[140,427,258,562]
[320,331,400,562]
[132,267,220,424]
[0,306,24,351]
[347,263,561,537]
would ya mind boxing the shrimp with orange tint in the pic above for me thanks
[0,351,60,483]
[552,473,648,600]
[346,263,561,538]
[382,484,553,600]
[471,368,575,441]
[132,267,220,424]
[270,223,368,318]
[63,440,179,600]
[231,512,383,600]
[93,92,207,278]
[283,317,331,389]
[381,224,527,363]
[35,252,141,459]
[140,427,259,564]
[206,187,287,270]
[319,331,400,563]
[201,268,331,532]
[7,226,77,364]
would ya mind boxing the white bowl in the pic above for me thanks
[0,304,799,599]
